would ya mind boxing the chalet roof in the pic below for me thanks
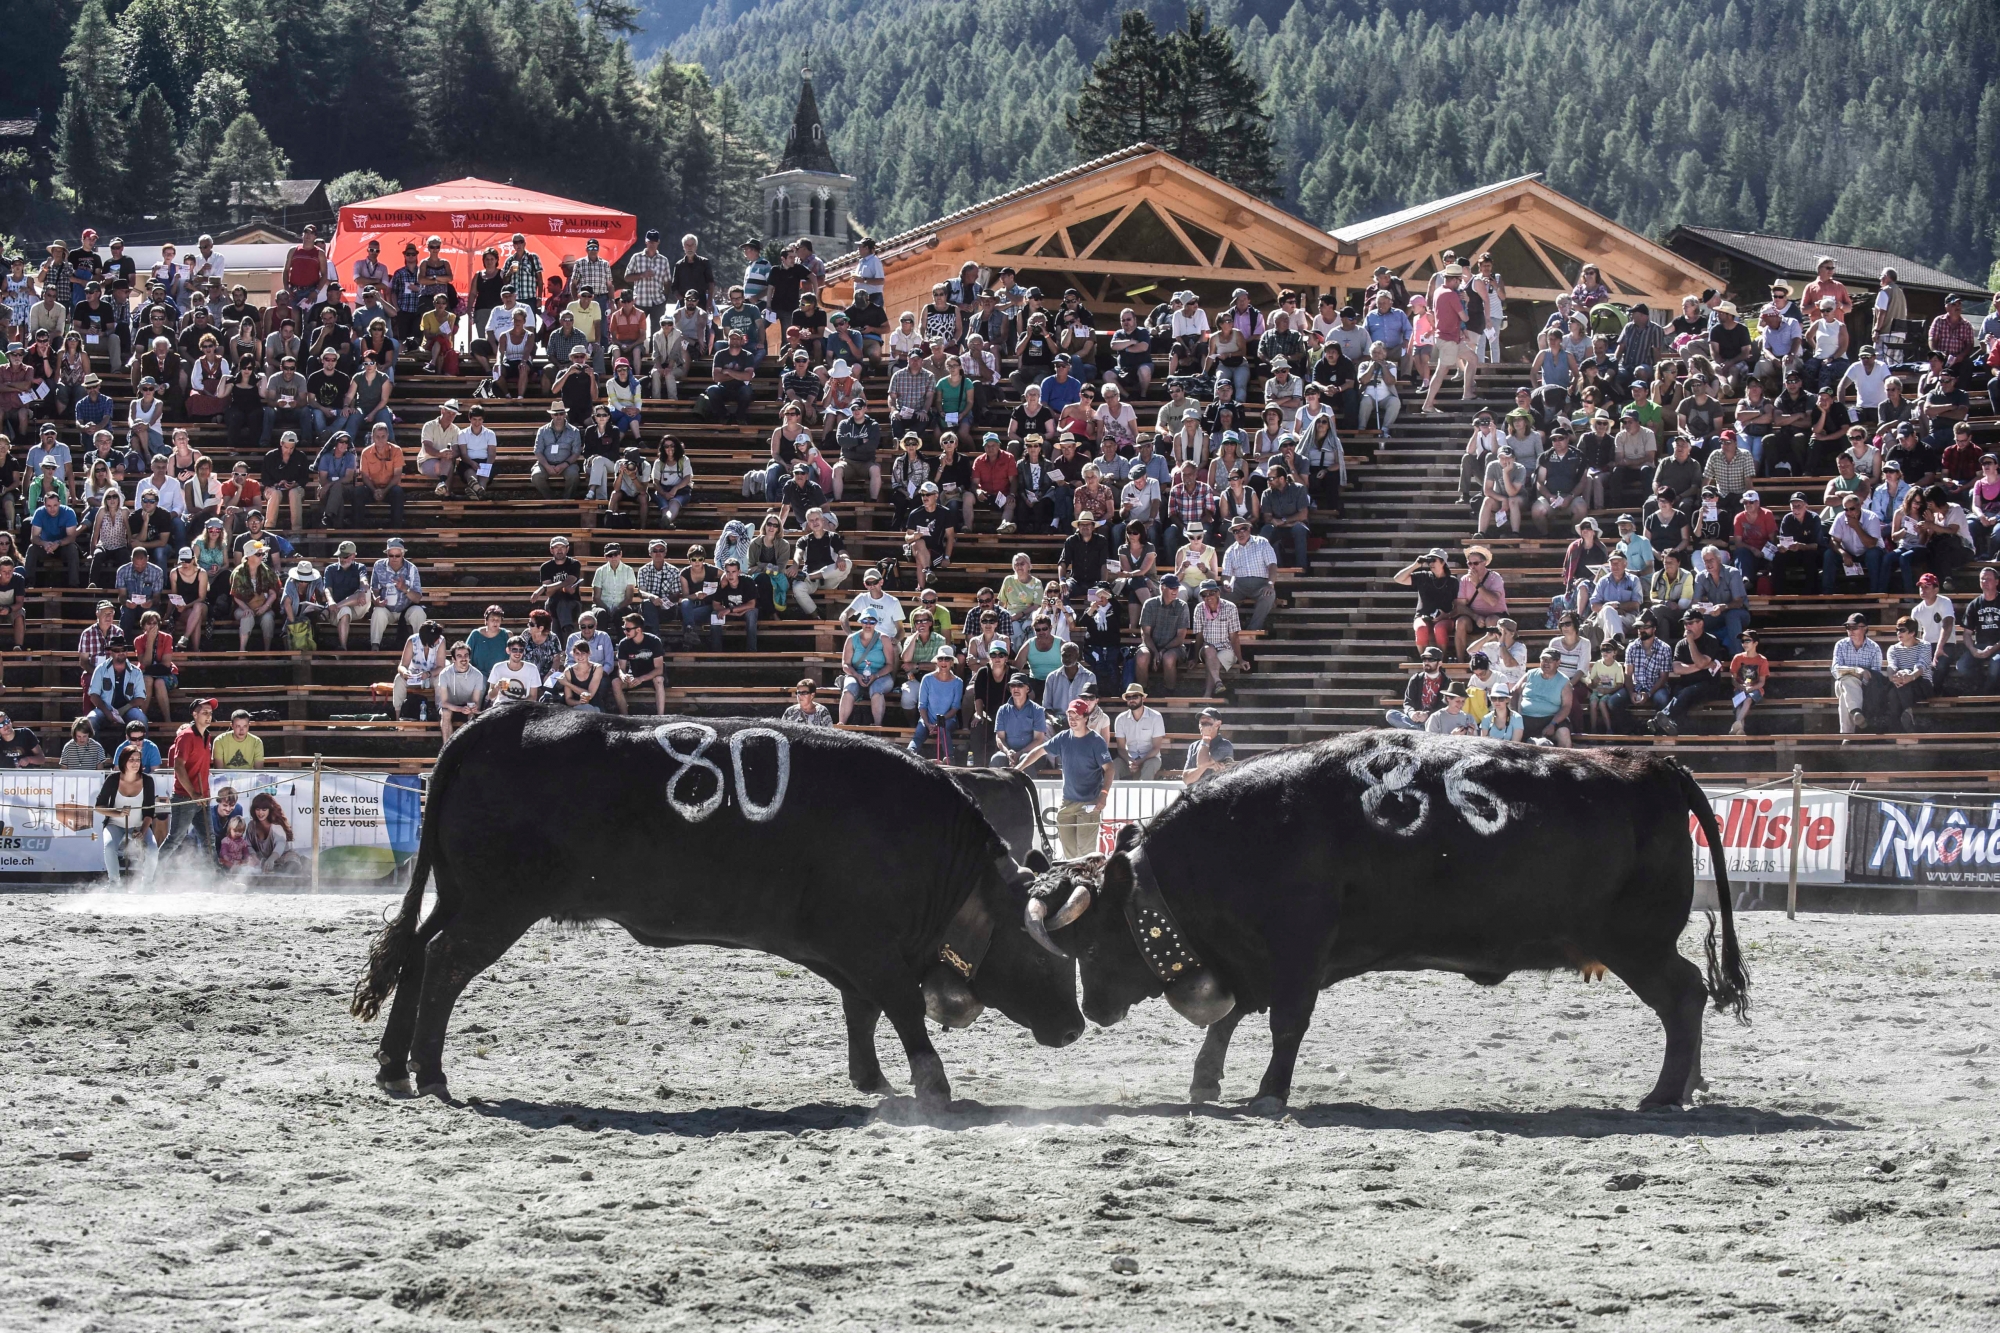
[0,118,39,138]
[1329,175,1543,244]
[1667,225,1970,294]
[827,144,1159,268]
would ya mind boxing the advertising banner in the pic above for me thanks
[1692,786,1849,884]
[0,770,421,881]
[1847,792,2000,890]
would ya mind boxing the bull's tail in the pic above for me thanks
[350,744,459,1020]
[1022,771,1053,861]
[1675,764,1749,1022]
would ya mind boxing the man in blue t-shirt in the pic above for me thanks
[27,489,81,587]
[1018,697,1114,857]
[990,674,1049,771]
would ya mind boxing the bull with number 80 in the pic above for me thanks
[351,702,1081,1106]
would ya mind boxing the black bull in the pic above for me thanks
[351,705,1081,1105]
[1028,733,1749,1111]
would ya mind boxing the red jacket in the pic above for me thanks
[972,451,1017,496]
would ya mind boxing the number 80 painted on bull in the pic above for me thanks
[655,722,791,824]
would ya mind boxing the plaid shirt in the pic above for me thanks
[391,265,423,313]
[887,367,935,418]
[636,560,684,603]
[77,623,118,666]
[1832,635,1882,676]
[1625,634,1673,694]
[623,251,671,307]
[40,261,76,308]
[1702,448,1756,497]
[571,256,613,300]
[1928,313,1974,360]
[1193,597,1242,651]
[1167,481,1213,528]
[502,249,544,303]
[1614,318,1666,373]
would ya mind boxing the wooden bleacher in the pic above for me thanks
[16,314,1999,790]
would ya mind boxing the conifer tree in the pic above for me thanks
[55,0,128,218]
[1067,11,1165,159]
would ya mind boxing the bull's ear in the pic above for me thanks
[1024,848,1051,874]
[1101,852,1135,903]
[1114,821,1142,854]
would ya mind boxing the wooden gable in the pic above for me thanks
[830,148,1342,315]
[1333,177,1722,309]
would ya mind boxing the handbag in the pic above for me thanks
[287,620,315,650]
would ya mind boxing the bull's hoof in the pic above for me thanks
[1245,1094,1288,1117]
[850,1072,896,1095]
[1188,1081,1221,1105]
[376,1073,416,1097]
[1637,1094,1684,1113]
[416,1080,450,1100]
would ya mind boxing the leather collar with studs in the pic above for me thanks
[936,883,995,980]
[1122,844,1206,983]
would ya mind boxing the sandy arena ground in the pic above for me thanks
[0,892,1996,1331]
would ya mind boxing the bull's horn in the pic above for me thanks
[922,968,985,1029]
[1024,895,1061,957]
[1048,881,1093,930]
[1164,971,1235,1027]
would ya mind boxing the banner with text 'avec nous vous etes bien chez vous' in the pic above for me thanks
[0,770,422,880]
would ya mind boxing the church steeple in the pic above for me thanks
[779,65,840,175]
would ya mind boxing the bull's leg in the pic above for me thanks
[1188,1010,1245,1104]
[839,989,894,1095]
[1605,951,1708,1111]
[874,987,952,1109]
[1250,982,1320,1111]
[408,914,536,1099]
[374,945,430,1092]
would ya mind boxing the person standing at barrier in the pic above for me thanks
[1016,697,1114,858]
[161,696,217,862]
[95,746,161,884]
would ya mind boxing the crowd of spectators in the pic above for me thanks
[1395,257,2000,740]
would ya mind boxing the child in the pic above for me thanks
[210,786,241,866]
[1585,640,1626,735]
[1728,628,1769,737]
[217,815,254,873]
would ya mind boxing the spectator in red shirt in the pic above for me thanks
[1730,489,1779,586]
[1421,265,1474,414]
[971,432,1018,533]
[162,696,217,861]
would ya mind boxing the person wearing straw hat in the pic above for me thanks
[281,558,330,649]
[1452,543,1506,660]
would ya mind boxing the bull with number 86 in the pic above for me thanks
[1026,732,1749,1112]
[351,703,1081,1105]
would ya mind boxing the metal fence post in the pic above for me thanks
[1786,764,1804,920]
[310,753,323,893]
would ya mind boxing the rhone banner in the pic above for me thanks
[1847,793,2000,890]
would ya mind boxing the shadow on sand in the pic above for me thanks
[457,1093,1856,1140]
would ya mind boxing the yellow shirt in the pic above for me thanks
[212,732,264,769]
[566,299,601,342]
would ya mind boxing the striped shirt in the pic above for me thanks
[1885,640,1931,682]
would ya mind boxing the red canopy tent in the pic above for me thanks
[330,178,637,299]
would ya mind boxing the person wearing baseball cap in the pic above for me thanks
[1014,692,1115,858]
[981,670,1046,771]
[161,697,220,859]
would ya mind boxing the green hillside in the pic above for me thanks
[677,0,2000,278]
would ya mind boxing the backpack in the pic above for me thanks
[287,620,315,651]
